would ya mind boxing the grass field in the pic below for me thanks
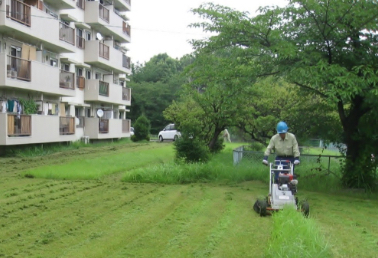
[0,142,378,257]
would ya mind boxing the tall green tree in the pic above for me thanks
[168,48,255,152]
[128,54,193,133]
[191,1,378,189]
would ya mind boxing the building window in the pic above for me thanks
[50,58,58,67]
[63,63,70,72]
[86,70,91,79]
[76,68,83,77]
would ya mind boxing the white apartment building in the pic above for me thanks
[0,0,132,146]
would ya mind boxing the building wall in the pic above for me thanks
[0,0,132,146]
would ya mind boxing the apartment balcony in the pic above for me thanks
[0,53,76,97]
[0,113,76,145]
[84,78,131,106]
[59,116,75,135]
[43,0,76,10]
[84,1,131,43]
[0,0,76,53]
[59,70,75,90]
[84,40,129,74]
[59,22,75,46]
[114,0,131,12]
[84,118,131,140]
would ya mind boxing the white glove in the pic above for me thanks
[262,160,268,166]
[294,160,300,165]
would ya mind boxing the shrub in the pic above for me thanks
[174,135,210,163]
[132,115,151,142]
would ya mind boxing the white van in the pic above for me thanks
[158,124,181,142]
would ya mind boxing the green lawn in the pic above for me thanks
[0,142,377,258]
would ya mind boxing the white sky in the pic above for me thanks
[128,0,287,64]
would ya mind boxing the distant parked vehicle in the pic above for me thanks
[130,127,134,136]
[158,124,181,142]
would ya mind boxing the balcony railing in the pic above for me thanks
[99,81,109,96]
[7,55,31,81]
[123,55,130,69]
[6,0,31,27]
[8,114,31,136]
[60,70,75,89]
[122,21,131,37]
[60,22,75,45]
[76,35,85,49]
[77,76,85,89]
[77,0,85,10]
[99,4,109,23]
[99,119,109,133]
[59,117,75,135]
[99,42,110,60]
[122,87,131,101]
[122,119,130,133]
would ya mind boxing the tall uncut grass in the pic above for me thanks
[266,207,332,258]
[122,143,344,193]
[122,147,268,184]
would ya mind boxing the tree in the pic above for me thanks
[190,1,378,189]
[128,54,193,134]
[131,115,151,142]
[165,48,256,152]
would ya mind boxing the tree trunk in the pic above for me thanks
[339,96,375,190]
[343,135,375,190]
[208,129,223,152]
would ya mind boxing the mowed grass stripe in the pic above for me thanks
[308,192,378,258]
[0,181,106,255]
[59,184,188,258]
[111,184,213,258]
[158,185,260,258]
[1,183,163,258]
[22,144,175,180]
[0,179,77,206]
[211,183,273,258]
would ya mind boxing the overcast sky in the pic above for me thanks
[127,0,286,64]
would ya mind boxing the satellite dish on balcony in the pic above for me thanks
[97,109,104,118]
[96,32,103,41]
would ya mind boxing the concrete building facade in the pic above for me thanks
[0,0,132,146]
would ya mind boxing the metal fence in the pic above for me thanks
[233,145,343,174]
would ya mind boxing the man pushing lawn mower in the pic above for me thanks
[253,121,309,217]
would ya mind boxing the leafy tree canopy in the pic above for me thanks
[190,0,378,189]
[128,54,194,133]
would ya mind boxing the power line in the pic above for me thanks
[0,9,209,37]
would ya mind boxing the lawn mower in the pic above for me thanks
[253,160,309,217]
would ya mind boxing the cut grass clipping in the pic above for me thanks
[266,206,332,258]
